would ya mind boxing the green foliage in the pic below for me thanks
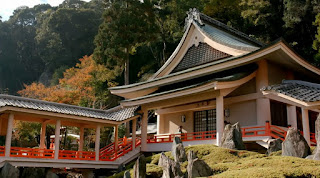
[12,121,41,147]
[0,0,103,94]
[241,0,320,64]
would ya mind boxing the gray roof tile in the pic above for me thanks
[172,42,230,73]
[198,22,260,52]
[262,80,320,102]
[0,95,139,122]
[199,13,264,47]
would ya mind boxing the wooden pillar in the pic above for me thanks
[256,60,271,125]
[95,125,101,161]
[302,108,310,145]
[79,126,84,151]
[54,120,61,159]
[216,95,224,146]
[125,122,130,138]
[287,105,297,128]
[156,114,160,135]
[5,113,14,157]
[39,122,47,149]
[132,118,137,149]
[141,109,148,151]
[114,125,119,150]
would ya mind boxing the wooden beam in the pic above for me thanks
[142,90,220,110]
[156,92,260,115]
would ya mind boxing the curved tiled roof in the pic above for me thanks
[0,95,139,122]
[198,22,260,52]
[199,13,264,47]
[262,80,320,102]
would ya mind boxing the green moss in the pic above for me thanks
[108,171,125,178]
[144,144,320,178]
[146,164,163,177]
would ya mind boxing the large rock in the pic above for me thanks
[46,170,59,178]
[0,162,19,178]
[266,138,282,156]
[282,127,311,158]
[171,137,187,162]
[158,153,184,178]
[220,122,245,150]
[21,167,46,178]
[187,151,212,178]
[306,116,320,160]
[124,170,131,178]
[133,155,146,178]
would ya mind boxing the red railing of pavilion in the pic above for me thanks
[0,123,316,161]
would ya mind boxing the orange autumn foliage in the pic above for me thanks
[18,55,116,108]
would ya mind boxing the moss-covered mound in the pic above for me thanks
[109,144,320,178]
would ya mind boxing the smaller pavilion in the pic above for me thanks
[0,94,140,169]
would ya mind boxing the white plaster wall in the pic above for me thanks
[225,100,257,126]
[268,62,288,85]
[159,111,194,134]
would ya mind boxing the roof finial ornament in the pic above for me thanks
[184,8,203,30]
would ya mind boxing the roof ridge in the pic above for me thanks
[283,80,320,89]
[199,13,265,47]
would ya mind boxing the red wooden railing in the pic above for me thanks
[59,150,95,161]
[147,130,216,143]
[242,125,268,137]
[0,123,316,161]
[310,133,316,144]
[10,147,54,159]
[0,146,4,156]
[99,138,141,161]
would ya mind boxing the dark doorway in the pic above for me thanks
[270,100,288,127]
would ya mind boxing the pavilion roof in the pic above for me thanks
[262,80,320,102]
[0,94,139,122]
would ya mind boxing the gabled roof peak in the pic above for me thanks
[185,8,204,29]
[184,8,264,47]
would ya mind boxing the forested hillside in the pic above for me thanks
[0,0,103,94]
[2,0,320,109]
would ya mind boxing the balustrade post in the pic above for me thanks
[265,121,270,136]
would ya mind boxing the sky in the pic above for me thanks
[0,0,90,21]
